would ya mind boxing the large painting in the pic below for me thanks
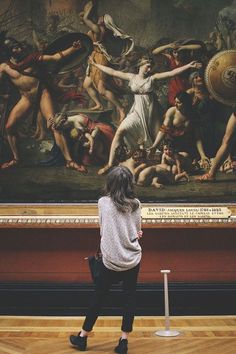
[0,0,236,208]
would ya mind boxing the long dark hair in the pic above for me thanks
[175,91,193,116]
[104,166,139,213]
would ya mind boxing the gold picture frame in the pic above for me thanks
[0,203,235,228]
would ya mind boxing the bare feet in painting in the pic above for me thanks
[151,182,164,189]
[66,160,87,174]
[32,128,46,141]
[35,132,46,141]
[1,158,19,169]
[176,171,190,182]
[32,132,46,141]
[97,164,112,175]
[195,173,215,183]
[89,104,104,111]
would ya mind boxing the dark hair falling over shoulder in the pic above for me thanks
[175,91,193,116]
[104,166,139,213]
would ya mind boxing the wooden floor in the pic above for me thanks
[0,316,236,353]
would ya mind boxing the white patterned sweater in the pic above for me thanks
[98,196,142,271]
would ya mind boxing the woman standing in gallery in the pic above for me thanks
[69,165,143,354]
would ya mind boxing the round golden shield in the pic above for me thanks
[205,50,236,106]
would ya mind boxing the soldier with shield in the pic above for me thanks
[0,34,88,172]
[197,50,236,181]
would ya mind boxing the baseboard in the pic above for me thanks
[0,282,236,316]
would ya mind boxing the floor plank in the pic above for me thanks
[0,316,236,353]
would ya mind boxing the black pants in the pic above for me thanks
[83,262,140,333]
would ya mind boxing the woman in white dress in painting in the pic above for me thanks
[89,56,201,175]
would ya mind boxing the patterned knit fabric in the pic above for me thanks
[98,196,142,271]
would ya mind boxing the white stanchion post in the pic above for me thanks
[155,270,180,337]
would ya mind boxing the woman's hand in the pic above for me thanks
[137,230,143,240]
[200,156,211,169]
[89,56,96,66]
[72,40,82,50]
[84,1,93,12]
[89,136,94,154]
[169,42,179,50]
[188,61,202,69]
[79,11,85,23]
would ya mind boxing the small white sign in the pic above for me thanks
[142,207,231,219]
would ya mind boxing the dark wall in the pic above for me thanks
[100,0,233,47]
[0,227,236,283]
[1,226,236,315]
[2,0,234,47]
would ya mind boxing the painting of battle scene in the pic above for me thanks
[0,0,236,203]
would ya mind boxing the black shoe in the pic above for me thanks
[69,332,87,351]
[114,338,128,354]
